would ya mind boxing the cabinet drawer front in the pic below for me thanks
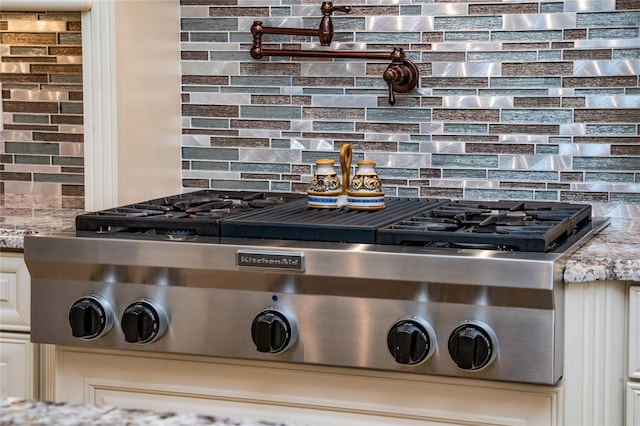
[0,254,31,331]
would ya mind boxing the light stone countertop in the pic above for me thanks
[1,194,638,284]
[0,398,289,426]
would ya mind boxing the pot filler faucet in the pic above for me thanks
[250,2,419,105]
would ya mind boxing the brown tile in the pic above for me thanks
[31,64,82,73]
[501,182,546,189]
[420,168,441,178]
[240,62,301,76]
[503,42,549,50]
[490,124,560,135]
[575,109,640,123]
[2,56,57,63]
[61,196,84,209]
[563,76,637,88]
[62,184,84,196]
[231,120,290,130]
[181,51,208,60]
[51,114,84,124]
[292,164,311,174]
[182,104,239,118]
[182,75,228,85]
[433,135,499,142]
[422,32,443,43]
[564,29,587,40]
[469,3,538,14]
[182,179,210,188]
[341,141,397,151]
[3,101,58,113]
[574,136,640,144]
[502,62,572,76]
[33,132,83,142]
[355,122,420,133]
[210,137,269,147]
[67,21,81,31]
[0,21,7,31]
[434,109,500,122]
[68,91,83,101]
[611,145,640,155]
[4,124,58,131]
[281,174,301,181]
[420,97,443,107]
[551,42,574,49]
[560,191,609,202]
[210,6,268,16]
[466,143,534,154]
[1,154,14,164]
[514,97,561,108]
[241,173,279,180]
[1,32,57,45]
[563,49,612,60]
[1,73,49,83]
[616,0,640,10]
[291,182,309,193]
[61,167,83,173]
[377,96,421,107]
[547,183,571,189]
[560,172,584,182]
[293,76,354,87]
[182,128,237,136]
[302,132,364,140]
[251,95,293,105]
[0,171,31,181]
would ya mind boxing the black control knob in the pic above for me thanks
[251,310,295,354]
[69,295,112,339]
[121,300,167,344]
[448,322,496,370]
[387,320,433,365]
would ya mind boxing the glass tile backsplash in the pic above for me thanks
[2,2,638,205]
[180,0,640,203]
[1,11,84,208]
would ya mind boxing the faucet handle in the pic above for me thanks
[382,48,419,105]
[322,2,351,15]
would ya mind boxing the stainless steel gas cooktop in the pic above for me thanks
[25,190,609,385]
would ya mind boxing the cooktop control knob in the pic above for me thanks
[121,299,168,344]
[387,318,435,365]
[69,295,113,339]
[448,321,497,371]
[251,309,296,354]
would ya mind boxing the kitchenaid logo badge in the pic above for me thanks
[237,250,305,271]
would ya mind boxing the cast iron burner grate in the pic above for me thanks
[76,190,305,237]
[375,200,592,252]
[220,198,449,244]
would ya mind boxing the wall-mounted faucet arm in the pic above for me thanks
[251,2,350,49]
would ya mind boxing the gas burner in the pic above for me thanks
[76,190,306,237]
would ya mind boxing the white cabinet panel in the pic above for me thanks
[0,253,31,332]
[627,382,640,426]
[55,347,560,426]
[0,332,37,400]
[629,286,640,380]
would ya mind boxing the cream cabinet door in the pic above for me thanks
[0,332,37,399]
[54,347,561,426]
[629,286,640,380]
[0,253,31,332]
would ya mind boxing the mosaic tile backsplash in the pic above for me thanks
[0,11,84,209]
[180,0,640,203]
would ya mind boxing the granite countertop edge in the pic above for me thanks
[1,195,639,284]
[0,397,288,426]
